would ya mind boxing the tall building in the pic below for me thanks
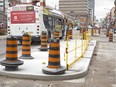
[59,0,90,27]
[59,0,89,16]
[88,0,95,25]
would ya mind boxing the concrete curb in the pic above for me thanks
[0,68,88,81]
[0,40,97,81]
[0,35,7,40]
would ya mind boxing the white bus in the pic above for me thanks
[7,4,65,42]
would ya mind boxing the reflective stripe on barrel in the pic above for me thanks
[6,37,18,60]
[48,39,60,68]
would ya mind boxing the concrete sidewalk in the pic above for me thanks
[0,38,96,80]
[0,35,7,40]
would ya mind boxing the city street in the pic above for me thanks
[0,0,116,86]
[0,29,115,87]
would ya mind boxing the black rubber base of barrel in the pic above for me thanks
[42,66,66,75]
[5,66,18,71]
[0,60,24,71]
[39,48,48,51]
[19,56,34,59]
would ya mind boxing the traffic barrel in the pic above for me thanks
[69,30,72,39]
[82,31,86,40]
[109,32,113,42]
[91,29,93,36]
[98,28,100,34]
[106,29,109,37]
[53,31,60,39]
[19,34,33,59]
[42,39,66,74]
[65,30,69,40]
[0,36,24,71]
[40,31,48,51]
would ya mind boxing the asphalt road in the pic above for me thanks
[0,29,115,87]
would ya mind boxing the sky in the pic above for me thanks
[95,0,115,20]
[46,0,115,20]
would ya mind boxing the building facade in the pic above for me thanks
[0,0,5,22]
[59,0,94,27]
[59,0,89,16]
[88,0,95,25]
[114,0,116,29]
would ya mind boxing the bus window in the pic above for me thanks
[55,18,62,31]
[43,15,49,29]
[48,16,53,28]
[43,15,54,30]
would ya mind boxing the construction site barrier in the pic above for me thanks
[65,31,92,70]
[0,36,23,71]
[42,39,66,74]
[40,31,48,51]
[20,33,33,59]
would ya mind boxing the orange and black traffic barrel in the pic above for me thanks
[106,29,109,37]
[82,31,86,40]
[91,29,94,36]
[98,28,100,34]
[53,31,60,39]
[19,33,33,59]
[40,31,48,51]
[48,39,60,68]
[42,39,66,75]
[68,23,73,39]
[0,36,24,71]
[65,30,69,40]
[109,32,113,42]
[68,30,72,39]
